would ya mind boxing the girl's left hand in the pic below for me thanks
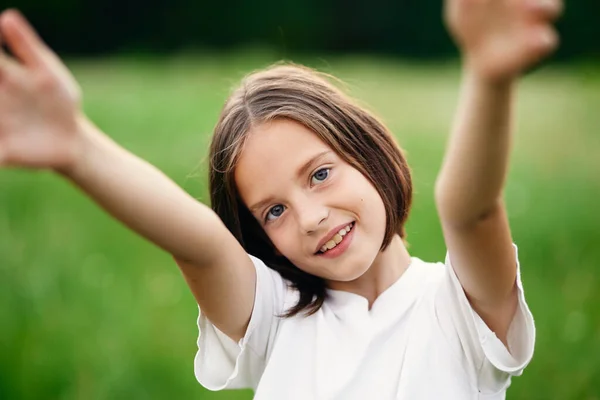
[0,9,83,171]
[445,0,563,83]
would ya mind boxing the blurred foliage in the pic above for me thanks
[0,0,599,60]
[0,54,599,399]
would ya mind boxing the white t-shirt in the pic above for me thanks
[194,245,535,399]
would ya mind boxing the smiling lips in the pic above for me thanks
[317,222,354,254]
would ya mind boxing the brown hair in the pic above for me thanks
[209,63,412,317]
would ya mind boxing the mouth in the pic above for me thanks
[315,222,355,255]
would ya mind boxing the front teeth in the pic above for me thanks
[320,223,353,253]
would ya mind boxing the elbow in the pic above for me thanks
[434,179,466,226]
[433,177,449,213]
[435,181,501,228]
[434,175,460,211]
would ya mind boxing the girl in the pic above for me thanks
[0,1,562,398]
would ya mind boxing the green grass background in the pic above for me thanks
[1,54,599,399]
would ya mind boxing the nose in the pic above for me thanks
[295,197,329,235]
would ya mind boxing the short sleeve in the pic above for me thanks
[434,244,536,394]
[194,255,288,391]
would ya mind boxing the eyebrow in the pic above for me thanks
[248,150,333,215]
[296,150,332,181]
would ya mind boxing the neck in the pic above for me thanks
[327,234,411,308]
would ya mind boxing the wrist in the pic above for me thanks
[54,114,100,179]
[462,54,519,89]
[461,63,517,95]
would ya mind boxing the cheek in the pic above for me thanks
[353,179,387,235]
[266,225,298,258]
[344,171,385,216]
[371,190,388,229]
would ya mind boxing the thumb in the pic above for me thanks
[0,9,49,69]
[0,145,6,168]
[519,27,559,71]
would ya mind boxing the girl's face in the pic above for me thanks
[235,119,388,283]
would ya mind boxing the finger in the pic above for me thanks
[0,28,27,82]
[0,28,8,62]
[0,135,9,167]
[0,40,22,83]
[0,9,49,68]
[534,26,559,54]
[521,26,559,66]
[525,0,564,22]
[0,145,6,167]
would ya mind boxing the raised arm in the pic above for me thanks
[435,0,562,344]
[0,10,255,341]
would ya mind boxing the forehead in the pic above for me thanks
[235,119,331,207]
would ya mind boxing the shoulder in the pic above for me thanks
[248,254,300,309]
[401,255,466,309]
[409,256,448,287]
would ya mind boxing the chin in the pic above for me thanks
[329,261,372,283]
[299,249,378,282]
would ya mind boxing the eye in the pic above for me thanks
[266,204,286,222]
[311,168,330,185]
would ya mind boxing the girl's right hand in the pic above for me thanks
[0,9,84,172]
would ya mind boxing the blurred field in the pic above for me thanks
[0,54,599,399]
